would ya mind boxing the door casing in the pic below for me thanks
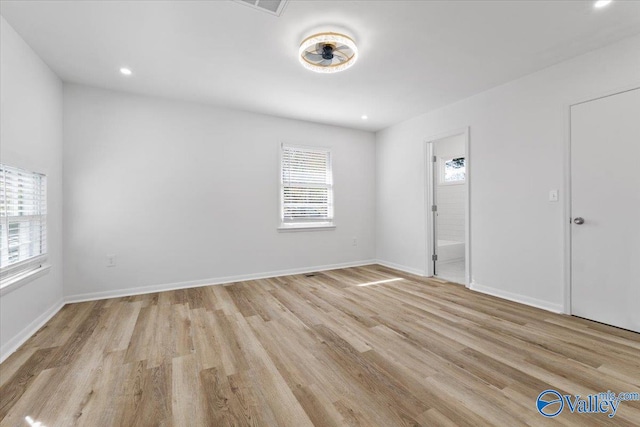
[424,127,471,286]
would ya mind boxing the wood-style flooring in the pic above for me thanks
[1,265,639,426]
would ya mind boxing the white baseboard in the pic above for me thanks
[374,259,426,277]
[470,281,564,313]
[0,298,65,364]
[64,259,377,304]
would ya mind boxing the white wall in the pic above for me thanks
[0,16,64,360]
[434,134,466,243]
[63,85,376,300]
[376,34,640,312]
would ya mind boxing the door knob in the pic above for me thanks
[573,217,585,225]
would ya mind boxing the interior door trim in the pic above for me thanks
[423,126,471,287]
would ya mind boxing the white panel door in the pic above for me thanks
[571,88,640,333]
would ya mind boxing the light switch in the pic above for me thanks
[106,254,116,267]
[549,189,559,202]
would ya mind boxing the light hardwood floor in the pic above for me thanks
[1,265,639,426]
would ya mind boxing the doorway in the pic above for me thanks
[426,129,470,285]
[569,87,639,333]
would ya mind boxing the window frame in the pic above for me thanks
[0,164,49,293]
[278,143,335,231]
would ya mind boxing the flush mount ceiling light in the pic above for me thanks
[299,32,358,73]
[119,67,132,76]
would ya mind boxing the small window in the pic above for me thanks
[0,164,48,286]
[441,156,466,184]
[280,144,334,229]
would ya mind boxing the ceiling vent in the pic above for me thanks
[234,0,288,16]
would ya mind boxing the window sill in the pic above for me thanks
[278,223,336,232]
[0,264,52,297]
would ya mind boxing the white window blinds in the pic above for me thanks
[281,144,333,224]
[0,164,47,281]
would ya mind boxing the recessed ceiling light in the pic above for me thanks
[361,115,368,120]
[299,32,358,74]
[594,0,612,8]
[119,67,132,76]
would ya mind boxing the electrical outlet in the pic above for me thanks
[106,254,116,267]
[352,237,357,246]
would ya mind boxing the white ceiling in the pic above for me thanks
[2,0,639,131]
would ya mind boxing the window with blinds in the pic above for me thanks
[0,164,47,284]
[281,144,334,227]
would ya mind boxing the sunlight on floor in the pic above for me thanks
[356,278,404,287]
[25,416,47,427]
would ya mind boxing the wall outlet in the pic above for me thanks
[549,189,559,202]
[106,254,116,267]
[352,237,358,246]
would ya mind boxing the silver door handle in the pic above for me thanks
[573,217,585,225]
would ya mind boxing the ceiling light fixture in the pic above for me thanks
[594,0,612,8]
[361,115,368,120]
[299,32,358,73]
[119,67,132,76]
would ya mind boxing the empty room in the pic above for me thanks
[1,0,639,425]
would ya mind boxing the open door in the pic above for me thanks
[428,132,469,285]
